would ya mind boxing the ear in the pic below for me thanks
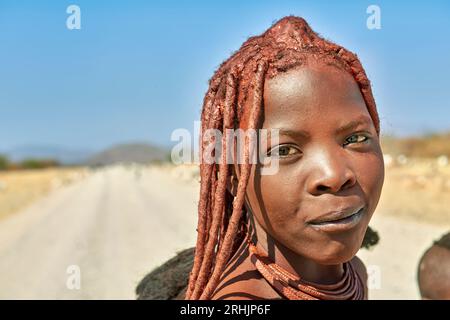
[226,167,239,198]
[226,136,242,198]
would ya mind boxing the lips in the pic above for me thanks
[307,205,364,225]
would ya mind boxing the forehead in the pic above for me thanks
[262,63,370,131]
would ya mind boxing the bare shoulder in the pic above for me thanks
[211,274,280,300]
[211,281,256,300]
[211,252,280,300]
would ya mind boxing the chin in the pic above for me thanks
[318,243,360,265]
[310,217,370,264]
[305,231,365,265]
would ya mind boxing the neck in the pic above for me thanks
[248,215,345,285]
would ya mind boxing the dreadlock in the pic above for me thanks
[185,16,381,300]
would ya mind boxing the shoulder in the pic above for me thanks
[211,249,281,300]
[210,269,266,300]
[211,277,282,300]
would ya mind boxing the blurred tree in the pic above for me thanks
[20,158,60,169]
[0,155,10,170]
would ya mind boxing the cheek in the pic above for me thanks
[246,166,305,231]
[354,151,385,211]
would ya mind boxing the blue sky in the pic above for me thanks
[1,0,449,151]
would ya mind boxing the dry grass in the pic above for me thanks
[377,158,450,226]
[0,167,87,221]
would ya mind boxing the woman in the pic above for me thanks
[137,15,384,300]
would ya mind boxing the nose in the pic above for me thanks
[306,149,357,195]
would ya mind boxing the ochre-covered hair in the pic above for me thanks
[185,16,380,300]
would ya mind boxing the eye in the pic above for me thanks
[343,133,370,146]
[267,144,300,158]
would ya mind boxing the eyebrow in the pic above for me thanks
[335,115,373,135]
[277,128,310,139]
[274,115,373,139]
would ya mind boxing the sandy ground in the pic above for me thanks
[0,164,448,299]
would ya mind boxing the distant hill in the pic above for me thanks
[85,143,170,166]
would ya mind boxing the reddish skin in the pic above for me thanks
[211,61,385,300]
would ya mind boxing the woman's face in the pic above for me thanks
[242,61,385,265]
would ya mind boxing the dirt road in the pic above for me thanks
[0,164,447,299]
[0,165,199,299]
